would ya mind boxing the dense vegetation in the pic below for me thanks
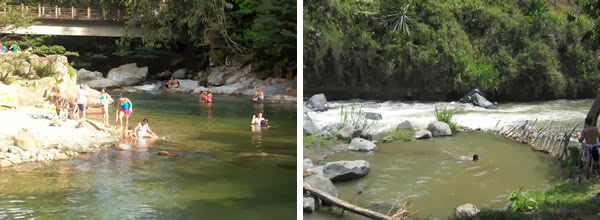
[4,0,296,78]
[305,0,600,101]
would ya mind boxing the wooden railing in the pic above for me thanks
[0,4,123,21]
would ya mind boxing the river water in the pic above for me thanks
[305,99,592,219]
[0,93,297,219]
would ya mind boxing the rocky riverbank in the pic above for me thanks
[77,60,296,103]
[0,54,122,168]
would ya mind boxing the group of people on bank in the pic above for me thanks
[53,75,271,146]
[0,41,32,54]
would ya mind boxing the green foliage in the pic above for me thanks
[0,71,12,85]
[508,187,538,213]
[386,129,414,142]
[303,134,336,148]
[67,63,75,80]
[434,105,454,123]
[305,0,600,100]
[383,3,415,35]
[33,63,55,78]
[340,101,375,131]
[32,45,65,56]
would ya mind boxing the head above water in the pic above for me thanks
[142,118,148,124]
[258,112,263,118]
[473,154,479,161]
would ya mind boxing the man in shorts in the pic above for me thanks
[76,84,87,120]
[578,117,600,179]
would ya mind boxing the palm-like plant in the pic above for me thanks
[383,4,415,35]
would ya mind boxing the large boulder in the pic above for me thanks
[155,70,172,80]
[86,78,119,89]
[172,68,187,79]
[306,93,328,111]
[323,160,370,181]
[106,63,148,86]
[207,66,229,86]
[304,174,338,197]
[13,129,42,152]
[397,120,417,130]
[224,66,251,84]
[415,129,432,139]
[364,112,382,120]
[458,88,494,108]
[303,113,321,135]
[455,203,480,217]
[336,125,354,141]
[347,138,377,151]
[174,80,199,91]
[427,121,452,137]
[209,82,247,95]
[77,68,103,83]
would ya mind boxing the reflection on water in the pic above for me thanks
[0,94,297,219]
[305,132,567,219]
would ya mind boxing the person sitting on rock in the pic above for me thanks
[167,77,174,89]
[134,118,158,139]
[175,81,180,88]
[253,88,264,103]
[10,41,20,53]
[446,151,478,161]
[24,45,33,54]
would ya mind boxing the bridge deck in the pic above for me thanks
[0,4,124,21]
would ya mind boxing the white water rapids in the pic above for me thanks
[306,99,593,136]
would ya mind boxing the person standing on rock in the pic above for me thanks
[99,88,110,125]
[116,95,133,135]
[578,117,600,179]
[76,84,87,120]
[55,78,68,119]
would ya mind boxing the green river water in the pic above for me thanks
[306,132,568,219]
[0,93,297,219]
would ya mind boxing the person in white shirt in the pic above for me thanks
[251,112,268,127]
[76,84,87,120]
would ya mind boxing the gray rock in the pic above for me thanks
[77,68,103,83]
[208,82,248,95]
[323,160,370,181]
[320,123,345,135]
[427,121,452,137]
[303,196,315,213]
[455,203,480,217]
[106,63,149,86]
[364,112,382,120]
[360,131,373,141]
[415,129,432,139]
[337,125,354,141]
[306,93,328,111]
[382,136,393,143]
[155,70,172,80]
[397,120,417,130]
[352,125,364,138]
[13,129,42,152]
[7,146,24,154]
[207,67,228,86]
[303,158,314,172]
[347,138,377,152]
[86,78,118,89]
[304,174,338,197]
[458,88,495,108]
[303,113,321,135]
[116,143,132,151]
[309,165,325,176]
[172,68,187,79]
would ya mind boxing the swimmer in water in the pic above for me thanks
[446,151,479,161]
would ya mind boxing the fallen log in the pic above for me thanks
[560,123,579,160]
[304,183,395,220]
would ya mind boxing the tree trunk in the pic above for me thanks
[304,183,394,220]
[585,88,600,127]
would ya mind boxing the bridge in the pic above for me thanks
[0,4,146,37]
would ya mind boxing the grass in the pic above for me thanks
[434,105,458,132]
[384,129,415,142]
[67,63,76,79]
[340,100,375,131]
[303,134,337,148]
[453,180,600,219]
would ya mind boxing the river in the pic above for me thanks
[305,99,592,219]
[0,93,297,219]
